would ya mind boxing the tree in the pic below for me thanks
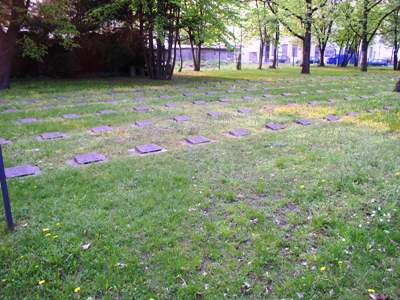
[395,78,400,91]
[381,7,400,70]
[0,0,30,89]
[344,0,400,72]
[313,0,340,66]
[181,0,235,71]
[0,0,78,90]
[268,0,329,74]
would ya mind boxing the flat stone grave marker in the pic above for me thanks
[266,122,286,130]
[165,102,177,108]
[135,119,153,127]
[207,111,223,117]
[39,105,53,111]
[90,125,113,133]
[263,94,273,98]
[39,132,66,140]
[5,165,41,178]
[193,100,206,105]
[173,115,189,122]
[4,108,20,113]
[359,95,369,99]
[183,92,195,96]
[133,105,150,112]
[295,119,312,126]
[325,115,340,122]
[206,91,219,95]
[98,109,115,115]
[229,128,251,137]
[17,118,39,124]
[160,95,173,99]
[346,112,358,117]
[131,96,145,102]
[74,153,106,165]
[281,93,292,97]
[185,135,211,145]
[0,137,12,145]
[227,89,236,93]
[132,143,165,155]
[238,108,252,113]
[384,106,395,110]
[242,96,253,101]
[104,99,119,104]
[219,98,230,103]
[63,113,81,119]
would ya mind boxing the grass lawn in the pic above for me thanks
[0,66,399,299]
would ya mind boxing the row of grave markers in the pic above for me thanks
[3,113,355,179]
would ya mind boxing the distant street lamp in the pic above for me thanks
[0,145,14,230]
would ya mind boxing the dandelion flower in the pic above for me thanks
[74,287,81,293]
[52,235,58,239]
[42,228,50,233]
[300,185,305,189]
[368,288,375,294]
[45,233,52,237]
[38,280,46,285]
[320,266,326,271]
[395,172,400,177]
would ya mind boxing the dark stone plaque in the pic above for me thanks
[266,122,286,130]
[185,135,211,145]
[135,144,164,154]
[135,120,153,127]
[5,165,41,178]
[295,119,312,126]
[229,128,251,137]
[90,125,113,133]
[74,153,106,164]
[173,115,189,122]
[39,132,66,140]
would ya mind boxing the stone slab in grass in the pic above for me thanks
[193,100,206,105]
[295,119,312,126]
[0,137,12,145]
[74,153,106,165]
[160,95,173,99]
[131,96,145,102]
[5,165,41,178]
[133,105,150,112]
[183,92,195,97]
[63,113,81,119]
[39,105,53,111]
[346,112,359,117]
[281,93,292,97]
[39,132,66,140]
[132,143,166,155]
[207,111,223,117]
[266,122,286,130]
[185,135,211,145]
[219,98,230,103]
[206,91,219,96]
[90,125,113,133]
[4,108,20,113]
[17,118,39,124]
[134,119,153,127]
[229,128,251,137]
[263,94,273,98]
[97,110,115,115]
[242,96,253,101]
[325,115,340,122]
[104,99,119,104]
[173,115,189,122]
[238,108,252,113]
[164,102,177,108]
[384,105,396,110]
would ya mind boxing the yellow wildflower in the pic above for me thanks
[42,228,50,233]
[74,287,81,293]
[38,280,46,285]
[395,172,400,177]
[45,233,52,237]
[320,266,326,271]
[52,235,58,239]
[300,185,305,189]
[368,289,375,294]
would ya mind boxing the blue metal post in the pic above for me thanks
[0,145,14,230]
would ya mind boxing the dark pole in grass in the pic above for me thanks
[0,145,14,230]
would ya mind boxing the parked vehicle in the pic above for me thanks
[368,59,388,66]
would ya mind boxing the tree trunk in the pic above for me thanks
[301,34,311,74]
[395,79,400,92]
[319,46,325,67]
[271,25,279,69]
[394,49,398,70]
[0,37,14,90]
[236,46,242,70]
[194,44,201,71]
[360,0,369,72]
[258,41,265,69]
[360,38,368,72]
[178,37,183,72]
[264,39,270,63]
[301,0,312,74]
[354,44,360,67]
